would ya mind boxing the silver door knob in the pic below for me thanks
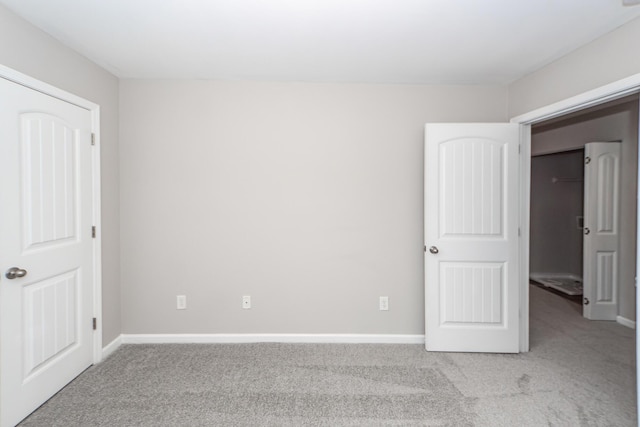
[5,267,27,280]
[429,246,439,254]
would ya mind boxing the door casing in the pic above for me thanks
[0,64,103,363]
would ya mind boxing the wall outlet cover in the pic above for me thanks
[176,295,187,310]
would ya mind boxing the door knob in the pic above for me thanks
[5,267,27,280]
[584,227,590,235]
[429,246,439,254]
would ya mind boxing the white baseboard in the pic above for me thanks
[616,316,636,329]
[102,335,123,359]
[121,333,425,345]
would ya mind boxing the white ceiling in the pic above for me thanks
[2,0,640,84]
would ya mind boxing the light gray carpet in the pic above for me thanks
[20,285,637,426]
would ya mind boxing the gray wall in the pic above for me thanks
[0,5,121,345]
[119,80,507,334]
[530,150,584,277]
[509,17,640,117]
[2,3,637,340]
[531,101,639,321]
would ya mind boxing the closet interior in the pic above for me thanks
[530,148,585,299]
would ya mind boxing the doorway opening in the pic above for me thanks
[530,148,585,302]
[528,95,639,330]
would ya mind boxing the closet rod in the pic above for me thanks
[551,177,583,183]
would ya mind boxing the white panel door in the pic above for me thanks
[583,142,621,321]
[425,123,520,353]
[0,77,94,426]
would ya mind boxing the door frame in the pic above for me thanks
[0,64,103,364]
[511,72,640,353]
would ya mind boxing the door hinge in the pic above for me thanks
[92,317,97,330]
[91,133,96,146]
[92,226,96,238]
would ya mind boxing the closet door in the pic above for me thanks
[583,142,621,320]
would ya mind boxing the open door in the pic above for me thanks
[425,123,520,353]
[583,142,621,320]
[0,77,95,426]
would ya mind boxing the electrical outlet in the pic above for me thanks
[176,295,187,310]
[242,295,251,309]
[379,296,389,311]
